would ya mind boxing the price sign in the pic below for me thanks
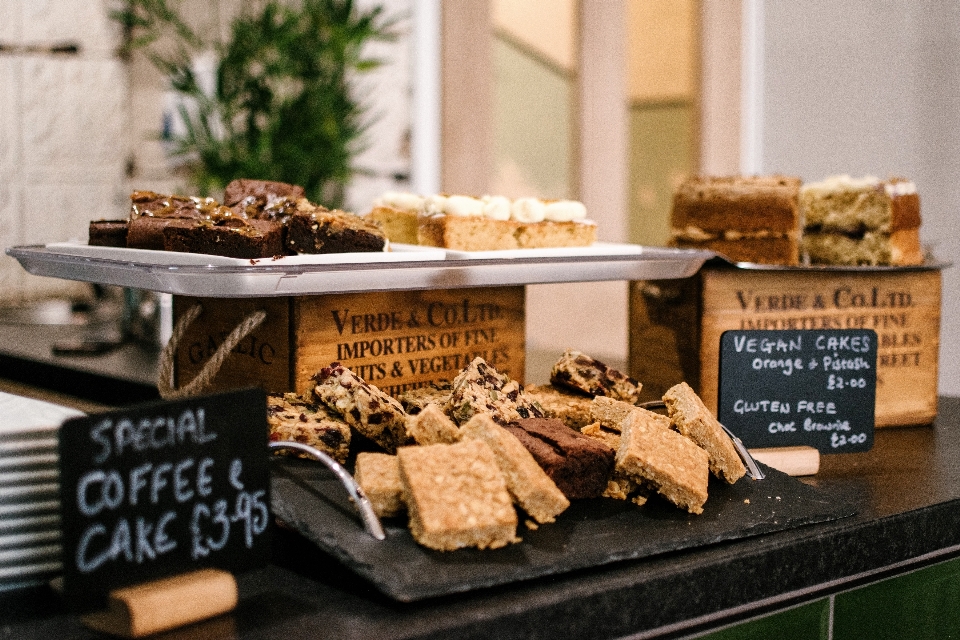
[58,388,271,612]
[718,329,877,453]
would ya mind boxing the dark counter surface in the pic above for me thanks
[1,395,958,639]
[1,322,957,638]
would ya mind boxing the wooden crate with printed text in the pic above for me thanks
[628,266,943,427]
[172,286,526,397]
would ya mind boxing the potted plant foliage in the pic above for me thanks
[112,0,395,208]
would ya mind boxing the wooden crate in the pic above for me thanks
[172,286,526,397]
[629,267,943,427]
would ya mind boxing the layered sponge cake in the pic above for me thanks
[800,175,922,266]
[671,175,802,265]
[671,174,924,266]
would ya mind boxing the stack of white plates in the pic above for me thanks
[0,392,82,592]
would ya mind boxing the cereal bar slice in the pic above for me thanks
[267,392,351,463]
[406,403,461,445]
[313,362,410,453]
[550,349,642,403]
[354,452,405,518]
[446,357,542,426]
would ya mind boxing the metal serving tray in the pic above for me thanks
[6,243,714,298]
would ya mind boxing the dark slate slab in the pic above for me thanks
[269,457,854,602]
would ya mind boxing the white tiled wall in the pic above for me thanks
[0,0,412,304]
[0,0,128,303]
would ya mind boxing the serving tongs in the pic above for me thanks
[637,401,766,480]
[269,441,386,540]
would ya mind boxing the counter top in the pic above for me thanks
[1,397,959,639]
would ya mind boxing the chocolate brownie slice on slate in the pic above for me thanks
[504,417,615,499]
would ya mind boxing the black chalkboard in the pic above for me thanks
[58,388,271,612]
[718,329,877,454]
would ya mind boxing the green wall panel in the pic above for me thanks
[833,557,960,640]
[695,599,830,640]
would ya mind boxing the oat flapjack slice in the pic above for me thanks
[354,452,405,518]
[460,414,569,524]
[397,440,519,551]
[616,408,710,514]
[663,382,746,484]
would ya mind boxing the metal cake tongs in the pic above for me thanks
[637,401,766,480]
[269,441,386,540]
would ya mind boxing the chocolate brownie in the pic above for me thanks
[504,418,615,499]
[223,179,305,208]
[88,219,129,247]
[126,190,226,250]
[162,217,285,259]
[285,203,387,254]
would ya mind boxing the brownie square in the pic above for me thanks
[88,219,129,247]
[504,418,615,499]
[286,206,386,254]
[162,217,285,259]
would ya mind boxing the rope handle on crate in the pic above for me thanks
[157,303,267,400]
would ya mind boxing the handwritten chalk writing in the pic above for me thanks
[89,409,216,465]
[732,335,802,353]
[815,335,871,352]
[822,355,871,371]
[718,329,875,454]
[76,512,178,573]
[76,458,216,517]
[732,400,791,414]
[768,421,796,433]
[803,417,851,432]
[827,375,867,390]
[831,432,868,448]
[751,357,803,375]
[797,400,837,414]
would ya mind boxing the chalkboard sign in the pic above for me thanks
[718,329,877,454]
[58,388,271,612]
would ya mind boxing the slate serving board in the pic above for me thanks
[270,458,854,602]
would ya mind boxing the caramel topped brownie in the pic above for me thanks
[286,201,387,254]
[223,179,306,208]
[313,362,410,453]
[550,349,641,403]
[446,357,543,426]
[162,216,285,259]
[267,392,351,463]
